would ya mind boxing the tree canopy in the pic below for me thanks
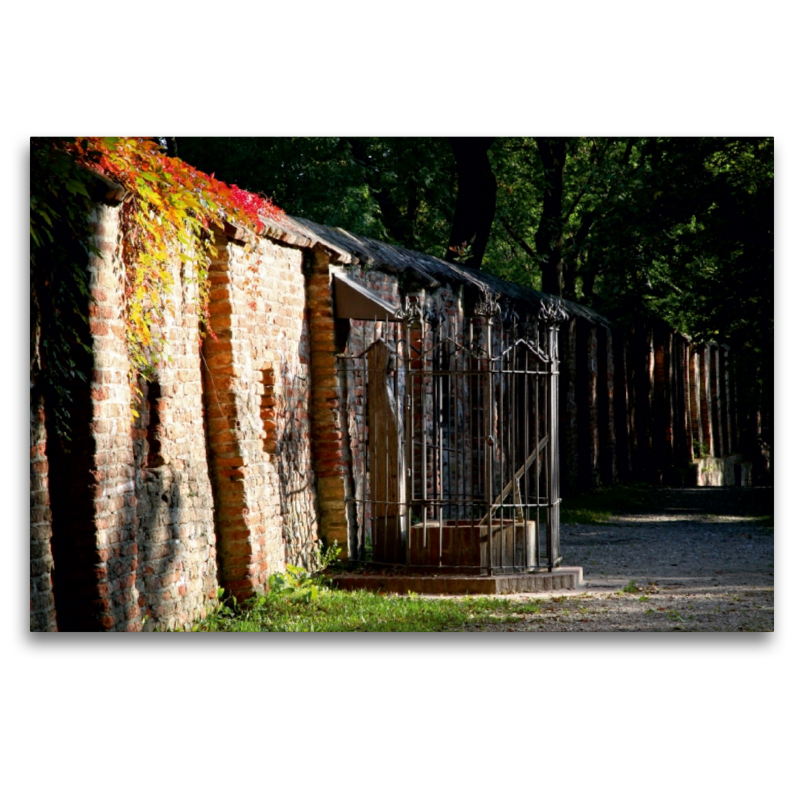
[35,137,769,441]
[177,136,771,345]
[177,136,772,446]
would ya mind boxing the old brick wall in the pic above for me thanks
[32,197,759,629]
[41,204,141,630]
[131,252,219,630]
[306,257,479,560]
[32,203,320,629]
[36,204,222,631]
[336,268,406,559]
[203,232,317,599]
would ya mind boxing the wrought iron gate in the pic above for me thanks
[339,291,568,575]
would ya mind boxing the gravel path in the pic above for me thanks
[469,486,774,632]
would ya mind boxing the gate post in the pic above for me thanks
[542,300,568,569]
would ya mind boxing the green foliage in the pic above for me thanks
[177,137,457,257]
[178,136,773,447]
[315,540,344,573]
[177,138,771,360]
[30,138,101,437]
[693,440,711,459]
[267,563,327,603]
[31,137,282,436]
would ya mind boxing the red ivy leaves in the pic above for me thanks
[64,137,283,412]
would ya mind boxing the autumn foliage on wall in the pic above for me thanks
[31,137,283,431]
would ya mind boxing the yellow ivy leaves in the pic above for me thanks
[69,137,282,414]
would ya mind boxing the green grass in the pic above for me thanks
[560,482,652,525]
[185,590,546,632]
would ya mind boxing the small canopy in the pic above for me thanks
[333,271,398,321]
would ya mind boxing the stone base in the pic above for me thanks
[331,566,584,595]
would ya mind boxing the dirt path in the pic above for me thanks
[470,486,774,632]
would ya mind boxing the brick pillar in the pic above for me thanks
[689,346,702,459]
[699,345,715,458]
[307,247,357,558]
[679,336,693,466]
[202,232,284,599]
[710,346,722,457]
[86,204,140,629]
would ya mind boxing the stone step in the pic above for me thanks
[331,566,584,595]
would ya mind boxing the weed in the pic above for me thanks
[621,579,640,594]
[315,540,344,574]
[269,564,328,603]
[693,440,711,459]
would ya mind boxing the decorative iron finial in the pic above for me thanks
[475,288,501,318]
[500,300,519,326]
[395,294,423,323]
[424,302,444,329]
[538,298,568,324]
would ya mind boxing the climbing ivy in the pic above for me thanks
[31,137,283,434]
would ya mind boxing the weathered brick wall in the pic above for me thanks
[33,204,319,629]
[337,268,406,558]
[40,204,142,630]
[203,232,317,599]
[131,253,219,629]
[30,388,56,631]
[32,197,759,629]
[336,271,468,556]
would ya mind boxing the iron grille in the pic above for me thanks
[338,292,567,575]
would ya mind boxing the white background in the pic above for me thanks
[5,3,795,799]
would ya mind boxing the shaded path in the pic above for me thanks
[473,486,775,631]
[561,486,773,592]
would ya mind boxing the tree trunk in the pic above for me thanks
[534,138,568,296]
[445,137,497,270]
[347,138,417,248]
[562,210,596,301]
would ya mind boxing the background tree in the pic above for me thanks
[176,135,772,446]
[444,137,497,270]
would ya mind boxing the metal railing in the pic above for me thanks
[339,291,567,575]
